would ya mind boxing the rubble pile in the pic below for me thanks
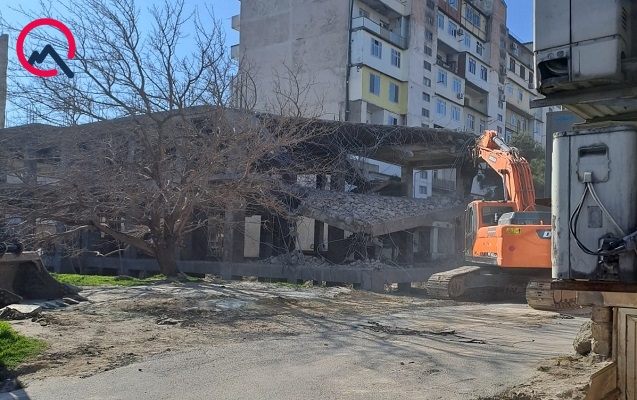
[297,189,464,232]
[258,254,403,269]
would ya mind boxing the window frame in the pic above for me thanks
[369,73,381,95]
[389,82,400,103]
[371,38,382,59]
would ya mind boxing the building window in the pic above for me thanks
[425,30,433,42]
[518,88,523,101]
[424,45,433,56]
[421,170,428,179]
[466,114,475,130]
[422,108,430,117]
[419,185,428,195]
[422,123,430,128]
[469,58,476,74]
[426,12,435,26]
[437,70,448,86]
[509,58,516,72]
[476,42,483,56]
[479,119,486,132]
[508,84,513,95]
[424,60,432,71]
[369,73,380,95]
[497,126,503,134]
[438,12,445,30]
[466,7,481,27]
[511,115,518,126]
[371,39,382,59]
[391,49,401,67]
[497,113,503,121]
[464,35,471,48]
[448,21,458,36]
[389,82,399,103]
[519,65,526,80]
[498,101,504,109]
[436,99,447,115]
[426,0,435,10]
[529,72,534,85]
[423,77,432,87]
[452,78,462,93]
[500,38,507,49]
[449,0,458,9]
[423,92,430,102]
[480,66,487,81]
[451,105,461,121]
[388,116,398,125]
[359,8,370,18]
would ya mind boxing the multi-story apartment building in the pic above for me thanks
[232,0,552,196]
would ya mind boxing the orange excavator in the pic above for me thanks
[426,130,576,310]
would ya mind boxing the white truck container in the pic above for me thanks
[552,125,637,282]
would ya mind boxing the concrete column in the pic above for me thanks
[314,175,326,255]
[223,211,245,263]
[327,173,346,262]
[402,165,414,198]
[397,230,414,265]
[0,34,7,130]
[430,227,439,260]
[259,214,274,258]
[591,306,612,357]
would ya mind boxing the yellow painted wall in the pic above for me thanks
[361,67,407,115]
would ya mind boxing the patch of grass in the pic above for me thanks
[0,322,46,370]
[51,273,165,287]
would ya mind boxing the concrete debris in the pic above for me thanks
[258,254,404,269]
[296,189,464,235]
[0,304,42,320]
[157,318,185,326]
[573,320,592,355]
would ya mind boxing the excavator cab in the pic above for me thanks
[464,201,515,259]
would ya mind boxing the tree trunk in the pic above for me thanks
[155,238,178,276]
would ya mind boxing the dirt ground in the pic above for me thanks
[6,280,607,399]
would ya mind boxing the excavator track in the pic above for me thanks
[425,266,482,299]
[525,279,578,311]
[427,266,576,310]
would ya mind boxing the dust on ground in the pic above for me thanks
[6,280,605,399]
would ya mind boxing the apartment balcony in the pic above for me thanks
[358,0,408,18]
[436,59,458,75]
[231,14,240,31]
[231,44,240,60]
[351,16,408,49]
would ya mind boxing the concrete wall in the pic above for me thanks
[0,34,8,129]
[238,0,350,120]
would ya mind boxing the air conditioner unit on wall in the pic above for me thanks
[457,93,464,99]
[528,82,535,90]
[499,94,506,101]
[456,29,464,36]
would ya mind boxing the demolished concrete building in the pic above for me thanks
[0,107,476,291]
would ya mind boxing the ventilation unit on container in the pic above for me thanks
[534,0,635,95]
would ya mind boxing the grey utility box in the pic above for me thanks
[552,126,637,281]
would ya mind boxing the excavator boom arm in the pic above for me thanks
[474,130,536,212]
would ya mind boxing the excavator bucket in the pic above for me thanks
[0,243,80,308]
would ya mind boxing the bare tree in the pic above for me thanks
[0,0,341,275]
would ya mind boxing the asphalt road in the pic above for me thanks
[4,304,584,400]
